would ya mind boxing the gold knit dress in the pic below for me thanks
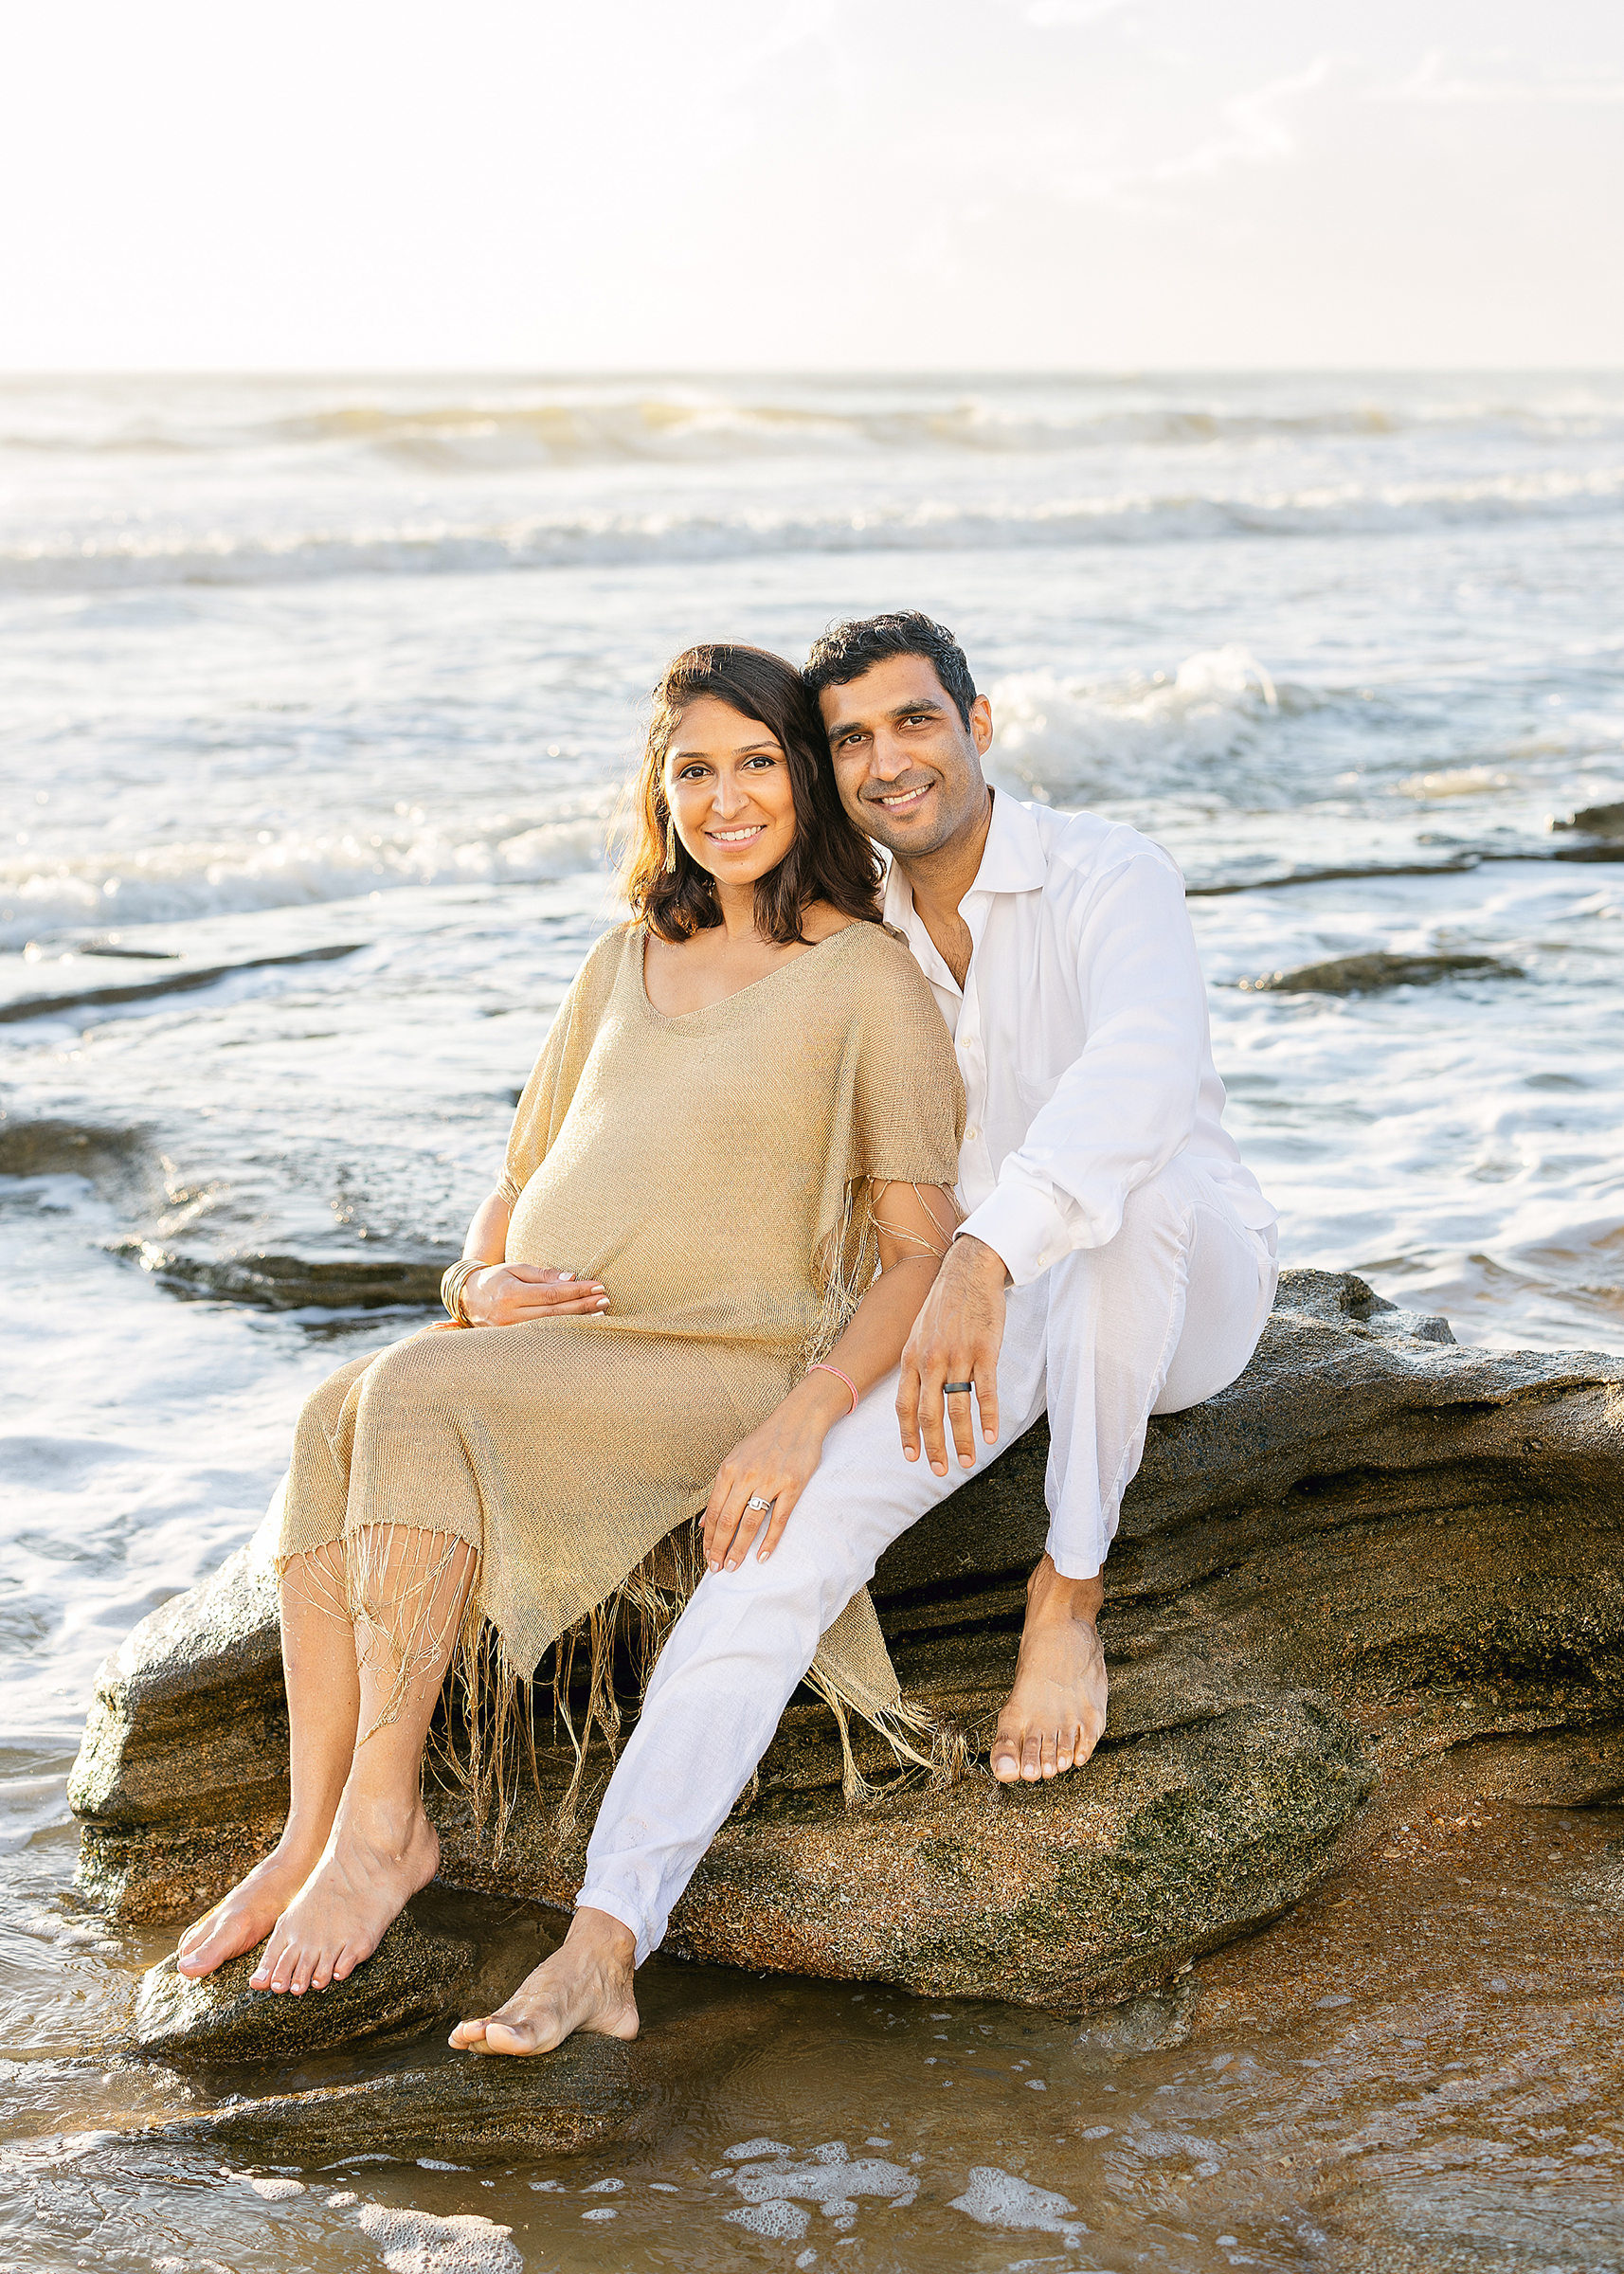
[278,918,965,1789]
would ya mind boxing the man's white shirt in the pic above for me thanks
[882,790,1275,1288]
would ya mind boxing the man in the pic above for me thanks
[452,612,1276,2057]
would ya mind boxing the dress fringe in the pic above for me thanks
[281,1507,969,1862]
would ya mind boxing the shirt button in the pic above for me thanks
[965,1126,979,1141]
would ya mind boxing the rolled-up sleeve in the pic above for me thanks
[956,851,1204,1284]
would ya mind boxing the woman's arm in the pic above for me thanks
[454,1191,610,1326]
[702,1181,957,1572]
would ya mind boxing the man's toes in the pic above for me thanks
[449,2016,490,2048]
[990,1735,1020,1784]
[483,2012,542,2057]
[1020,1731,1042,1781]
[1039,1728,1059,1778]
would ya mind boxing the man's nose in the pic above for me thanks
[868,731,913,782]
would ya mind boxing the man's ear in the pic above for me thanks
[969,694,994,757]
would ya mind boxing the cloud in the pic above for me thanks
[1051,52,1342,207]
[1016,0,1134,22]
[1385,49,1624,104]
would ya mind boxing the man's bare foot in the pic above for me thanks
[991,1555,1108,1783]
[449,1905,638,2058]
[174,1836,324,1980]
[247,1797,440,1995]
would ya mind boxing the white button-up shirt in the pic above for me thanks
[883,791,1275,1288]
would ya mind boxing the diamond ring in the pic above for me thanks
[746,1495,774,1512]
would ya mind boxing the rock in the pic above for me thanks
[132,1890,484,2067]
[1554,799,1624,839]
[72,1270,1624,2020]
[138,1976,768,2164]
[69,1493,289,1920]
[104,1240,451,1311]
[1236,950,1524,995]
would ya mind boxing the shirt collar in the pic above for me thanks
[881,788,1049,931]
[967,787,1050,895]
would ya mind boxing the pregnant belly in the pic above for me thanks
[505,1179,815,1344]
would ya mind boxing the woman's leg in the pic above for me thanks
[248,1525,475,1996]
[175,1543,362,1977]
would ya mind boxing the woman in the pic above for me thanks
[174,641,965,2006]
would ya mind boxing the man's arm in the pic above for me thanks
[899,844,1208,1468]
[956,846,1205,1285]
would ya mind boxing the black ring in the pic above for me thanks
[942,1381,974,1396]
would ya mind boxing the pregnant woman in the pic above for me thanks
[174,641,964,2006]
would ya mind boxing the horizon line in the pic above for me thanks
[3,362,1622,383]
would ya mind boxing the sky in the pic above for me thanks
[0,0,1619,370]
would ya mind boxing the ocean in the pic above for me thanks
[3,369,1622,2269]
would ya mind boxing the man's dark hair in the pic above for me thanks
[803,610,978,731]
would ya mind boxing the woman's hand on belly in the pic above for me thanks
[462,1263,609,1326]
[703,1372,855,1573]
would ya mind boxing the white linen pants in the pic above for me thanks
[578,1154,1277,1962]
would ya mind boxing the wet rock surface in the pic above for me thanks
[1236,949,1525,995]
[71,1270,1624,2028]
[137,1968,770,2165]
[132,1889,484,2067]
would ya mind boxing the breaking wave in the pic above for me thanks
[8,381,1624,468]
[6,467,1622,593]
[0,814,608,948]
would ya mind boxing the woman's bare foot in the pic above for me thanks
[990,1556,1109,1783]
[449,1905,638,2057]
[248,1797,440,1995]
[174,1836,325,1980]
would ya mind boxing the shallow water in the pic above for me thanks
[6,1746,1623,2272]
[3,370,1623,2268]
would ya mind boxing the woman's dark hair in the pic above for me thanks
[623,642,884,946]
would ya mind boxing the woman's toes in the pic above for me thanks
[1039,1728,1058,1778]
[449,2016,489,2048]
[1021,1731,1042,1781]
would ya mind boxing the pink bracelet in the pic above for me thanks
[808,1362,858,1415]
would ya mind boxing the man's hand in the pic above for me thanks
[460,1264,608,1326]
[896,1235,1008,1476]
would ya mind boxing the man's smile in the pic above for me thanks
[869,780,936,817]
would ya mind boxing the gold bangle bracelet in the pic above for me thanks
[441,1257,481,1326]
